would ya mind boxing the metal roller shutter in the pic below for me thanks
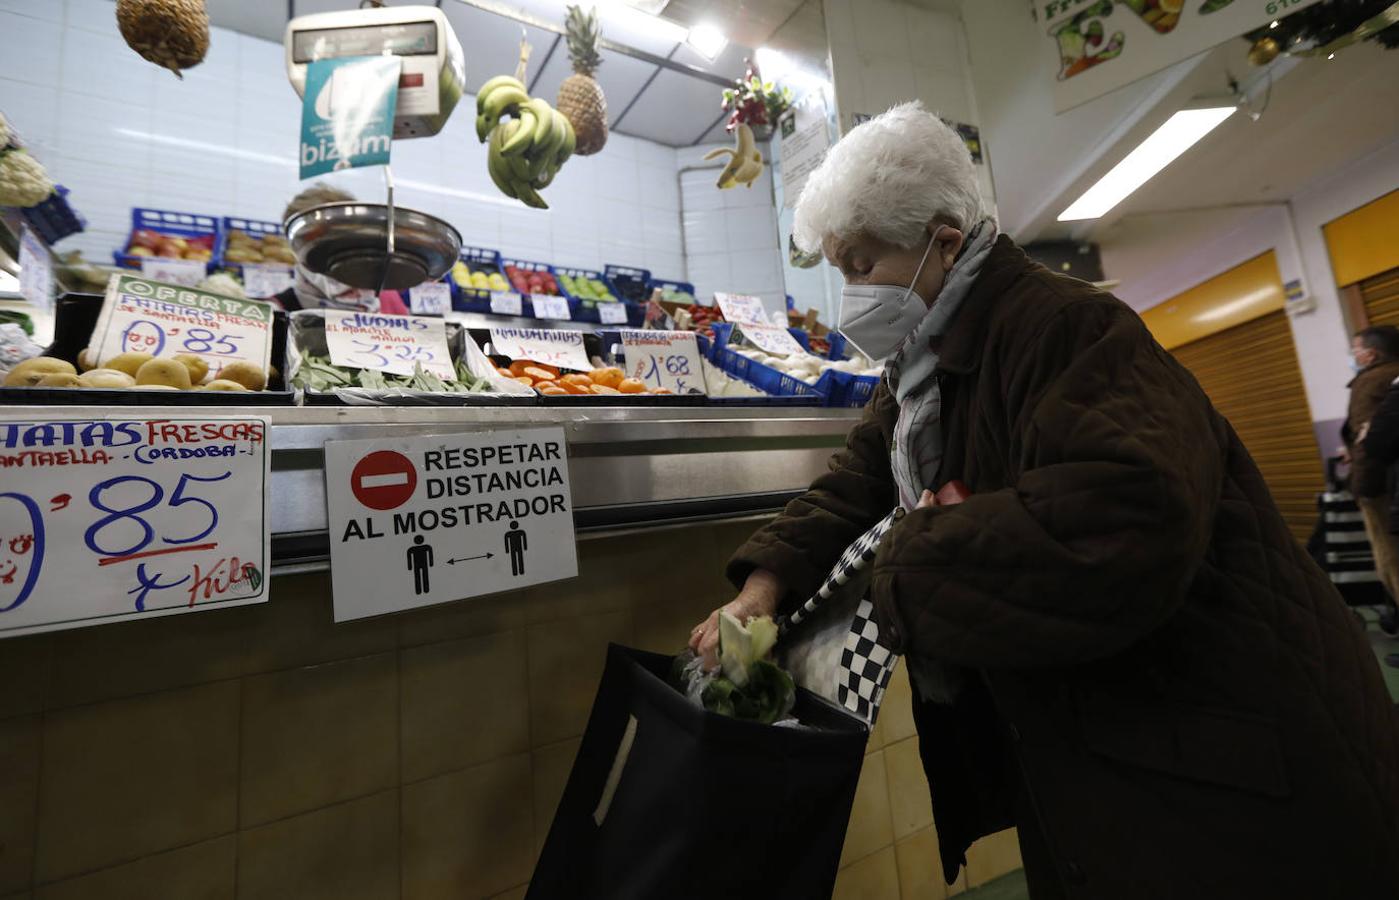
[1171,310,1323,542]
[1359,267,1399,328]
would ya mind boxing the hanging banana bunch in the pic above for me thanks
[476,75,576,210]
[704,122,763,190]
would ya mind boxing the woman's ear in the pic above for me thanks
[926,222,964,270]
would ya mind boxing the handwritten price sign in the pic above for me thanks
[89,273,274,379]
[489,291,524,316]
[489,328,593,372]
[715,292,771,327]
[0,417,271,638]
[530,295,572,321]
[619,330,706,395]
[598,302,629,325]
[324,309,455,379]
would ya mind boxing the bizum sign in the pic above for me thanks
[300,133,393,170]
[299,56,401,179]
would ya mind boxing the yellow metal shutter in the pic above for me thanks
[1359,267,1399,328]
[1171,310,1323,542]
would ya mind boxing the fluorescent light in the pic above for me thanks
[754,47,828,99]
[686,23,727,60]
[595,0,687,44]
[1058,106,1235,221]
[1270,19,1279,27]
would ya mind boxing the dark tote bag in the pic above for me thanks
[526,644,869,900]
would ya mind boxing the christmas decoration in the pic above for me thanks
[1243,0,1399,65]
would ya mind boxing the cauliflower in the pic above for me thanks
[0,149,53,208]
[0,112,11,149]
[196,271,248,299]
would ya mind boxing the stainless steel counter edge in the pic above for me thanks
[1,405,861,570]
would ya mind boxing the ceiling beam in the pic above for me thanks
[447,0,735,88]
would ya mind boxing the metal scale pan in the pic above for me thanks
[283,201,461,291]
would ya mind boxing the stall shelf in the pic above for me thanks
[0,403,860,576]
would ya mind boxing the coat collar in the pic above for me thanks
[934,235,1030,375]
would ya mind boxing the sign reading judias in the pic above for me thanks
[323,427,578,621]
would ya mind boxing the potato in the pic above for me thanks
[104,352,154,378]
[78,369,137,388]
[36,373,82,388]
[173,353,209,384]
[139,384,180,391]
[77,348,96,372]
[215,361,266,392]
[4,357,76,386]
[135,358,192,390]
[202,379,248,392]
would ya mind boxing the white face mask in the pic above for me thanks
[837,231,939,360]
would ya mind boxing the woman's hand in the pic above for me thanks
[689,569,785,671]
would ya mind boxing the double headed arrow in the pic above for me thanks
[446,552,494,566]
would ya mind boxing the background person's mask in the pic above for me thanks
[837,231,940,360]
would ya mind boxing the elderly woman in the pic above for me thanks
[690,103,1399,898]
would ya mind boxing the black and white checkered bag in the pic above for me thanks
[780,509,903,724]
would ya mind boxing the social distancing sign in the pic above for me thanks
[323,426,578,621]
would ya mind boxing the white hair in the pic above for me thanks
[792,101,987,253]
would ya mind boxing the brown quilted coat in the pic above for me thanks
[728,237,1399,899]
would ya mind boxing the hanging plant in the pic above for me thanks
[720,60,793,137]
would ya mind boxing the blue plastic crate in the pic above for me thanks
[826,331,850,361]
[554,265,621,304]
[446,246,505,312]
[499,257,578,319]
[713,344,826,401]
[20,185,85,245]
[651,277,698,304]
[603,263,652,305]
[113,207,220,271]
[814,368,879,407]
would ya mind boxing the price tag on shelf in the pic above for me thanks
[715,292,770,327]
[408,282,451,316]
[139,256,207,287]
[489,291,524,316]
[88,273,274,379]
[742,323,809,358]
[17,225,53,312]
[241,264,295,299]
[598,302,629,325]
[489,327,592,372]
[619,330,706,395]
[531,295,572,321]
[0,415,271,639]
[324,309,455,379]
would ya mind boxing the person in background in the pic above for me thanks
[275,182,410,315]
[689,101,1399,898]
[1359,361,1399,667]
[1346,325,1399,603]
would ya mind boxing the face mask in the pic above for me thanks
[837,231,939,360]
[295,266,379,312]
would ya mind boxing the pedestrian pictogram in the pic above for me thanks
[406,534,434,595]
[352,450,418,510]
[504,520,528,576]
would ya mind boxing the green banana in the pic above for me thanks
[554,112,576,167]
[487,121,520,198]
[476,113,492,143]
[483,85,529,119]
[501,106,537,156]
[475,75,526,113]
[506,153,532,181]
[525,99,560,156]
[514,181,548,209]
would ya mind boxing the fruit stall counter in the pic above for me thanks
[0,402,861,576]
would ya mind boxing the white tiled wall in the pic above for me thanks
[0,0,684,279]
[676,142,786,308]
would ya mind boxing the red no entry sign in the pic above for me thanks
[351,450,417,510]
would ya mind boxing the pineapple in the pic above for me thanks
[115,0,209,77]
[556,5,608,156]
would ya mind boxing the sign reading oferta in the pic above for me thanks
[1040,0,1323,112]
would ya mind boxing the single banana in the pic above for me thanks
[507,153,532,181]
[475,75,526,112]
[703,147,736,162]
[713,123,759,189]
[488,122,520,198]
[502,107,538,156]
[476,113,492,143]
[526,98,558,153]
[553,112,576,167]
[481,84,530,119]
[514,181,548,209]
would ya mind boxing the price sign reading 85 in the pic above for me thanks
[0,416,271,639]
[619,330,706,396]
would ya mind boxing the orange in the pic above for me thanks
[618,378,645,394]
[533,380,558,391]
[561,373,593,387]
[514,376,534,388]
[590,367,624,389]
[590,384,621,395]
[562,381,591,395]
[539,385,567,395]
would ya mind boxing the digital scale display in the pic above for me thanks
[292,21,438,63]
